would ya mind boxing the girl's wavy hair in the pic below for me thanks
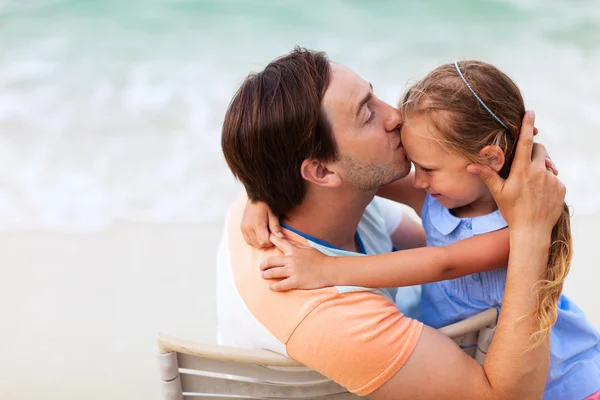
[400,60,571,347]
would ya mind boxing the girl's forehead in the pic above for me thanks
[402,113,441,141]
[402,113,462,162]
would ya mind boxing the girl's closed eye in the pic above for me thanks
[419,166,434,173]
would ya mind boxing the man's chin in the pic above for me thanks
[383,168,411,186]
[394,164,412,181]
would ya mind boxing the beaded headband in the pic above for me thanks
[454,60,508,129]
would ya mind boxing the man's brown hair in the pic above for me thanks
[221,47,335,216]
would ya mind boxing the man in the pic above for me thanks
[217,47,564,399]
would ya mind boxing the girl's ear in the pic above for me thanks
[479,145,505,172]
[300,159,342,188]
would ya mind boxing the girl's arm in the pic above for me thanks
[261,228,509,291]
[376,172,427,216]
[239,198,283,249]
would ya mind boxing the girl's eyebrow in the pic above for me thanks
[412,159,437,170]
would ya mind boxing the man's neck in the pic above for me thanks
[283,188,375,252]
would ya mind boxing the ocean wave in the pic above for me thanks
[0,0,598,231]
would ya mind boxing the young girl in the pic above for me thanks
[242,61,600,399]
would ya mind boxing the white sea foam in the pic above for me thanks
[0,0,598,232]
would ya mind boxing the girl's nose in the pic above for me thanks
[413,170,429,189]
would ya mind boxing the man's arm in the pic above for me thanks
[375,197,426,250]
[370,228,551,399]
[390,215,426,250]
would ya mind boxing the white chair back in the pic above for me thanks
[157,308,497,399]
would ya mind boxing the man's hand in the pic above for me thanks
[467,110,565,233]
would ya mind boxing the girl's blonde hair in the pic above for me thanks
[401,60,571,346]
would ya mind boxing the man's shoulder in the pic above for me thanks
[221,194,341,344]
[220,195,400,342]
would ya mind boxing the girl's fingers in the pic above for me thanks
[241,230,252,247]
[269,234,296,255]
[262,267,290,280]
[260,256,290,271]
[268,212,283,238]
[269,278,296,292]
[256,223,272,248]
[249,231,260,248]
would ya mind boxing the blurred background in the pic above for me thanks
[1,0,599,398]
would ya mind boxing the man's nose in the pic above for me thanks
[384,104,402,132]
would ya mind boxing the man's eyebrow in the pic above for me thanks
[355,83,374,118]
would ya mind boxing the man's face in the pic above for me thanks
[322,63,410,192]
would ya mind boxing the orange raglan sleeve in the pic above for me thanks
[286,291,423,397]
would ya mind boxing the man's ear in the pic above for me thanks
[479,145,505,172]
[300,159,342,188]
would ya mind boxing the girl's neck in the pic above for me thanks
[450,193,498,218]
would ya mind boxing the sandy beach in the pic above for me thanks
[1,210,598,400]
[2,220,222,400]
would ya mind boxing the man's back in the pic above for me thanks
[216,194,423,396]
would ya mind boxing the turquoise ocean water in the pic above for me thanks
[1,0,599,231]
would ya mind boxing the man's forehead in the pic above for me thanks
[322,62,370,116]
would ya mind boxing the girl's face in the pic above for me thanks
[401,113,496,215]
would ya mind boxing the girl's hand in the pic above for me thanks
[241,200,282,249]
[260,235,335,291]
